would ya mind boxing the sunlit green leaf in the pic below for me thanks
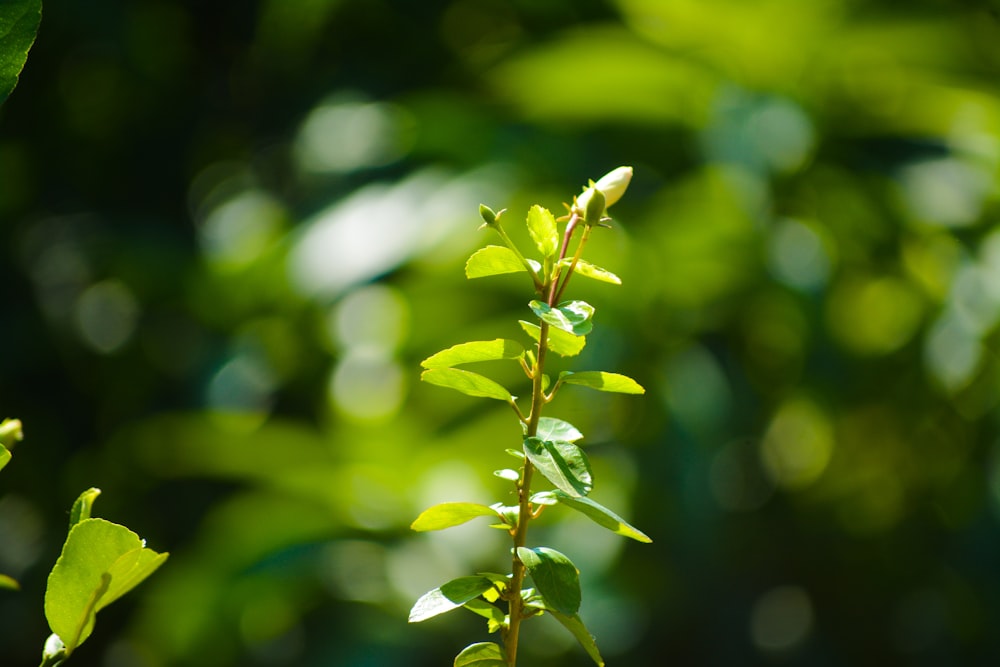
[523,600,605,667]
[421,339,524,369]
[529,300,594,336]
[559,371,644,394]
[454,642,506,667]
[462,598,505,631]
[519,320,587,357]
[523,437,592,497]
[516,546,581,615]
[0,418,22,449]
[0,0,42,106]
[410,576,496,623]
[551,491,651,543]
[45,518,168,654]
[533,417,584,442]
[69,487,102,530]
[558,258,621,285]
[0,573,18,590]
[421,368,513,401]
[465,246,540,278]
[411,502,500,531]
[527,205,558,258]
[0,444,9,472]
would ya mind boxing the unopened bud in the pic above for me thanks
[572,166,633,218]
[582,186,605,226]
[479,203,497,226]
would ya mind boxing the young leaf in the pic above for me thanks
[559,371,644,394]
[0,0,42,106]
[421,368,513,401]
[551,491,652,543]
[529,300,595,336]
[421,339,524,369]
[45,518,168,655]
[519,320,586,357]
[515,547,581,615]
[526,205,558,258]
[0,444,9,472]
[454,642,506,667]
[533,417,584,443]
[523,601,605,667]
[494,468,520,481]
[558,258,621,285]
[410,576,496,623]
[69,487,102,530]
[0,573,19,590]
[411,502,500,531]
[466,246,540,279]
[523,437,593,497]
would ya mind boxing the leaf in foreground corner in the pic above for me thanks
[411,502,500,531]
[454,642,506,667]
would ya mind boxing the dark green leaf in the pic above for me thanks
[454,642,506,667]
[421,339,524,369]
[411,502,500,531]
[466,246,540,278]
[559,371,644,394]
[526,205,558,258]
[410,576,496,623]
[558,258,621,285]
[551,491,652,543]
[421,368,513,401]
[523,600,605,667]
[534,417,584,442]
[0,0,42,105]
[69,488,101,530]
[519,320,586,357]
[516,547,581,614]
[523,437,592,497]
[529,300,594,336]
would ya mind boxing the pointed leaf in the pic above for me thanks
[454,642,506,667]
[519,320,586,357]
[558,258,621,285]
[552,491,651,543]
[516,547,581,615]
[533,417,584,443]
[466,246,540,278]
[559,371,644,394]
[411,502,500,532]
[527,205,558,258]
[421,368,513,401]
[421,339,524,369]
[0,573,18,590]
[0,0,42,106]
[410,576,496,623]
[523,437,593,497]
[69,488,101,530]
[523,601,605,667]
[529,300,594,336]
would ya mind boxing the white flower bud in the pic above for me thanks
[573,166,633,217]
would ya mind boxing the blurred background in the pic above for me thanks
[2,0,1000,665]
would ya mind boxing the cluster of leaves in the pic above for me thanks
[409,170,650,666]
[0,420,167,667]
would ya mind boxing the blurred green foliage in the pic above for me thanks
[2,0,1000,665]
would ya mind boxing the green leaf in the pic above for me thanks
[0,417,23,449]
[559,371,644,394]
[523,601,605,667]
[494,468,519,481]
[463,599,506,632]
[465,246,540,278]
[516,547,581,615]
[529,300,594,336]
[519,320,586,357]
[410,576,496,623]
[421,368,513,401]
[454,642,506,667]
[551,491,652,543]
[421,339,524,369]
[0,573,18,590]
[45,518,168,654]
[69,488,101,530]
[558,258,621,285]
[0,444,9,472]
[0,0,42,106]
[534,417,584,443]
[411,502,500,531]
[526,205,558,258]
[523,437,592,497]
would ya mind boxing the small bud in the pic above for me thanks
[582,186,605,226]
[479,203,497,226]
[572,166,633,218]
